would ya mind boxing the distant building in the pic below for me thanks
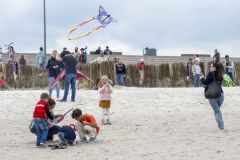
[181,54,210,57]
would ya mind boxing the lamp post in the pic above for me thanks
[143,47,148,64]
[43,0,47,63]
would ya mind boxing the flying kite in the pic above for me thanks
[50,68,94,89]
[4,42,14,48]
[1,42,14,50]
[66,5,116,40]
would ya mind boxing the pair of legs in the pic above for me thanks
[58,132,74,144]
[39,63,44,71]
[33,118,48,146]
[116,74,124,86]
[139,70,144,85]
[102,108,111,125]
[48,77,60,98]
[47,125,61,141]
[82,55,87,64]
[62,73,76,101]
[209,94,224,129]
[194,74,200,87]
[75,121,97,142]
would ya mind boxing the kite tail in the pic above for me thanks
[67,25,104,40]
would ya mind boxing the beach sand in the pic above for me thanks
[0,87,240,160]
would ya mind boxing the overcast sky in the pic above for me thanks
[0,0,240,57]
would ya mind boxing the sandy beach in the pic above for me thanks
[0,87,240,160]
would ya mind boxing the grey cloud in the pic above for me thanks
[0,0,239,56]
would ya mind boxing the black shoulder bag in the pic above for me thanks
[204,73,222,99]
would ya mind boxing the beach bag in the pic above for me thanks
[29,119,36,133]
[223,74,235,87]
[204,73,222,99]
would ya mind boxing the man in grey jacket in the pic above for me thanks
[225,55,235,82]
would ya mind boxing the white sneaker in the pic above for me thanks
[78,137,88,144]
[88,137,97,143]
[107,119,111,125]
[102,119,107,125]
[37,142,47,148]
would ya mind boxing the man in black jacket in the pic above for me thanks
[56,51,77,102]
[213,49,220,63]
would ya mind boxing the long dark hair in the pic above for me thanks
[47,98,56,109]
[212,63,224,79]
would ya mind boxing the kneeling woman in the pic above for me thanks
[201,63,225,130]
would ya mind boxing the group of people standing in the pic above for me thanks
[46,50,77,102]
[186,49,235,87]
[185,49,236,130]
[37,46,88,72]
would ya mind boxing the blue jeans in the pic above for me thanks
[209,94,224,129]
[82,55,87,64]
[47,125,61,140]
[58,132,74,143]
[63,73,76,101]
[116,74,124,86]
[33,118,48,145]
[194,74,200,87]
[58,132,66,142]
[39,63,44,71]
[49,77,60,98]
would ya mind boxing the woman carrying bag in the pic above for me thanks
[201,63,225,130]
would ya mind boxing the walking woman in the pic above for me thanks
[46,50,63,99]
[201,63,225,130]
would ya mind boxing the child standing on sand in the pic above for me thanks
[32,93,49,147]
[98,75,113,125]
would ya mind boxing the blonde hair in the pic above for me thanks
[101,75,108,81]
[52,50,58,56]
[98,75,109,88]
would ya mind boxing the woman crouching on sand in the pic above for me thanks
[201,63,225,130]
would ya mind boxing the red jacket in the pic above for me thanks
[80,114,100,134]
[138,61,144,70]
[33,100,47,119]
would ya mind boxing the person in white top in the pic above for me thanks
[193,54,200,63]
[90,52,109,63]
[192,60,201,87]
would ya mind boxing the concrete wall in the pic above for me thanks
[1,53,240,66]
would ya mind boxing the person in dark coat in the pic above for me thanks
[58,124,76,145]
[115,58,126,85]
[46,50,64,99]
[201,63,225,130]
